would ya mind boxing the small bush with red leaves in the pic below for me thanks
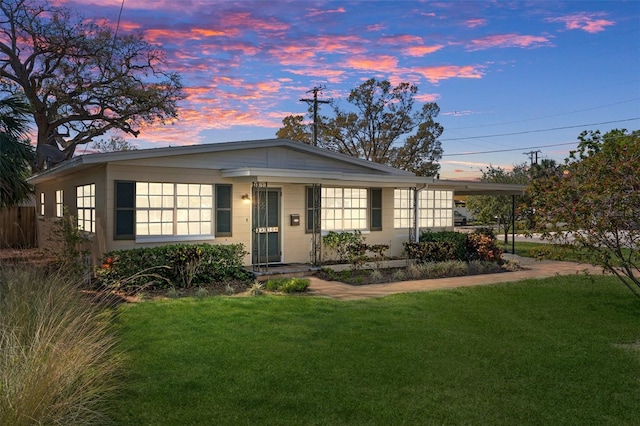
[466,233,503,264]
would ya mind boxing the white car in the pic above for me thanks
[454,211,467,226]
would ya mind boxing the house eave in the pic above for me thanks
[221,167,435,187]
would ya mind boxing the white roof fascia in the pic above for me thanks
[221,167,434,187]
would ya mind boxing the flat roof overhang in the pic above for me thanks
[221,168,526,195]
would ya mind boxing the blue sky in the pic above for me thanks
[67,0,640,179]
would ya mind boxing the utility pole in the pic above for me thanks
[300,87,330,147]
[523,150,541,166]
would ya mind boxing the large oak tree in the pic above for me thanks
[277,79,443,176]
[0,0,183,170]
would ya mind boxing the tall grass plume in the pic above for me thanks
[0,267,121,424]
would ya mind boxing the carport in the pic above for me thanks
[437,180,527,255]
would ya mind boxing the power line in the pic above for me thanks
[443,131,637,157]
[443,142,577,157]
[114,0,125,40]
[447,98,640,131]
[440,117,640,142]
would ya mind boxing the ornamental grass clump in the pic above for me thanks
[0,267,121,425]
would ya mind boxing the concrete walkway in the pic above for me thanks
[307,255,605,300]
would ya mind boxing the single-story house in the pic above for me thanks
[28,138,525,267]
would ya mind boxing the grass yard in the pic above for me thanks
[113,275,640,425]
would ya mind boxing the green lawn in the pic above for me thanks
[499,240,635,267]
[113,276,640,425]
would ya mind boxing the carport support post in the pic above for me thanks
[511,195,516,255]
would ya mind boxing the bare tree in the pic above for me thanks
[91,135,137,153]
[0,0,183,170]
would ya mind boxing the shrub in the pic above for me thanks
[0,267,120,424]
[165,244,205,288]
[467,233,503,264]
[48,208,92,279]
[264,277,310,293]
[96,243,251,291]
[369,269,384,283]
[406,263,423,279]
[420,231,468,260]
[403,241,457,263]
[250,282,264,296]
[473,227,496,239]
[406,231,503,265]
[322,230,365,263]
[368,244,390,268]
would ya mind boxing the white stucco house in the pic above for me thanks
[28,138,525,267]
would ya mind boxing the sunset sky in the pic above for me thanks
[64,0,639,179]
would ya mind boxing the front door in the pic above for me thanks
[252,187,281,264]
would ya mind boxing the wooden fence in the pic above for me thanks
[0,206,37,248]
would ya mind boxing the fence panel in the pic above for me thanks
[0,206,37,248]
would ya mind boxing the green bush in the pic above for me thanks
[403,241,457,263]
[264,277,310,293]
[420,231,468,260]
[96,243,251,291]
[473,227,496,239]
[406,231,503,264]
[0,267,120,424]
[322,230,365,263]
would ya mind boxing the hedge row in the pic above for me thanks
[95,243,252,290]
[404,230,503,264]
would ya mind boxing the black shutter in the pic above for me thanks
[370,188,382,231]
[114,181,135,240]
[216,184,232,236]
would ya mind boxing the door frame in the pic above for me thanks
[251,185,282,265]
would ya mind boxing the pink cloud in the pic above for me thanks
[402,44,445,57]
[467,34,552,51]
[223,12,289,33]
[414,65,485,84]
[286,67,346,83]
[366,23,386,32]
[380,34,424,45]
[415,93,440,103]
[306,7,346,18]
[346,55,399,72]
[269,35,366,68]
[546,13,615,33]
[465,18,486,29]
[192,28,237,38]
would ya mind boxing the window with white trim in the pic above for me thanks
[393,189,413,228]
[135,182,213,237]
[321,187,367,231]
[418,190,453,228]
[55,190,64,217]
[393,189,453,228]
[76,184,95,232]
[176,183,212,235]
